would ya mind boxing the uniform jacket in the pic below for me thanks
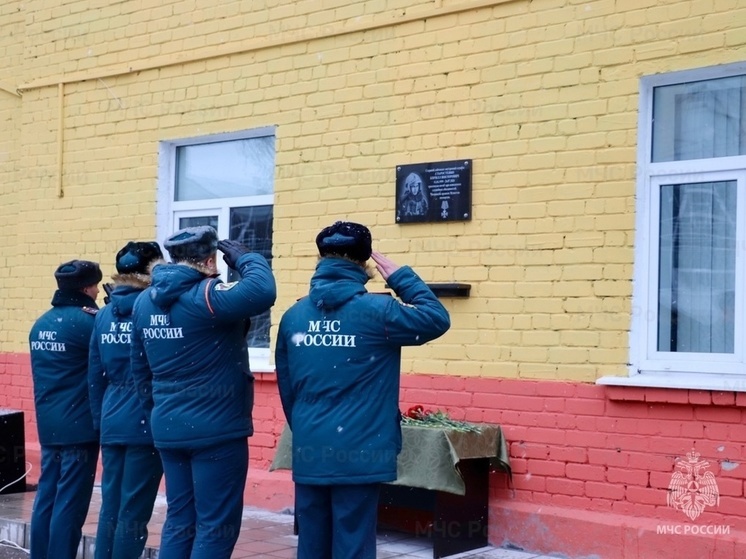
[130,253,276,449]
[88,280,154,446]
[29,290,99,446]
[275,258,450,485]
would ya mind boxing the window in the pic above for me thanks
[610,63,746,390]
[158,128,275,370]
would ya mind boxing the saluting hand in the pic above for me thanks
[371,251,400,281]
[218,239,251,270]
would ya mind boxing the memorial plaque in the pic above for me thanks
[395,160,472,224]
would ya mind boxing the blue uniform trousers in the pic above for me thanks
[157,438,248,559]
[94,444,163,559]
[30,443,99,559]
[295,483,380,559]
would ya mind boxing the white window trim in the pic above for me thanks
[640,171,746,374]
[599,62,746,391]
[597,372,746,392]
[157,127,276,372]
[156,126,276,244]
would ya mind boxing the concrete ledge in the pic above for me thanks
[0,516,157,559]
[489,501,746,559]
[0,517,27,548]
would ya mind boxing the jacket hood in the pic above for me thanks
[309,258,369,310]
[108,284,145,318]
[149,262,208,310]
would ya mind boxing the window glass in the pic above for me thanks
[652,75,746,162]
[657,181,736,353]
[175,136,275,201]
[169,131,275,357]
[179,216,218,229]
[228,205,273,348]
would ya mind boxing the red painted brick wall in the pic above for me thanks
[4,353,745,557]
[0,354,292,494]
[0,353,35,442]
[398,375,746,558]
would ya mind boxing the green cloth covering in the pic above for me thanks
[270,423,511,496]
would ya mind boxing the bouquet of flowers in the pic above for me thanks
[401,405,482,433]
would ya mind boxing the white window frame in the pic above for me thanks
[599,62,746,392]
[157,126,276,372]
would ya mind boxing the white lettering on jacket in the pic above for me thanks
[101,322,132,344]
[292,320,356,347]
[31,330,66,351]
[143,314,184,339]
[30,341,66,351]
[142,327,184,340]
[100,333,131,344]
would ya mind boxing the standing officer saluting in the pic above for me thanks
[29,259,103,559]
[130,226,276,559]
[275,221,450,559]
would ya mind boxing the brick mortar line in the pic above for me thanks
[18,0,519,91]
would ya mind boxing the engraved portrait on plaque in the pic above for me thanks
[395,160,472,223]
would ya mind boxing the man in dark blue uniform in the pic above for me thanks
[275,221,451,559]
[130,226,276,559]
[29,259,103,559]
[88,241,165,559]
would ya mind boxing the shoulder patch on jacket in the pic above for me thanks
[81,307,98,316]
[214,281,238,291]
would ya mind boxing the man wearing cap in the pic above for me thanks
[275,221,451,559]
[130,226,276,559]
[88,241,165,559]
[29,259,103,559]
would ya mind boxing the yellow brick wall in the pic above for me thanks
[0,0,24,347]
[3,0,745,380]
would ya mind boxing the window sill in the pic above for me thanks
[597,373,746,406]
[597,372,746,392]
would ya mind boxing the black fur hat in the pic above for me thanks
[316,221,372,263]
[116,241,163,274]
[164,226,218,262]
[54,260,103,290]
